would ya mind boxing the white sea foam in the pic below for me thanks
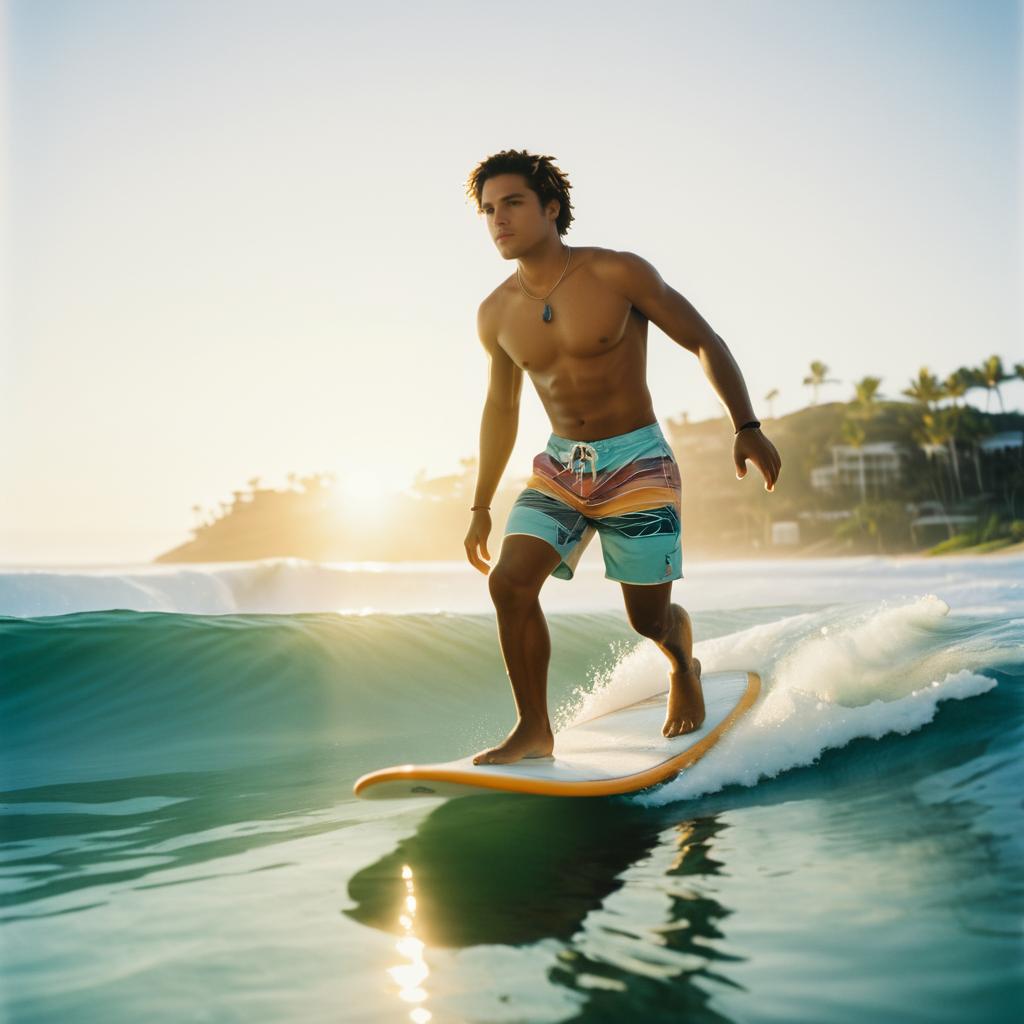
[634,668,996,806]
[555,594,1019,805]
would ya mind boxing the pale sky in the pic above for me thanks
[2,0,1021,565]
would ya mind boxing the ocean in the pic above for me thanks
[1,553,1022,1023]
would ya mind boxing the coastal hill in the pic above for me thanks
[155,397,1024,564]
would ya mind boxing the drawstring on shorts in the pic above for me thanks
[563,442,599,486]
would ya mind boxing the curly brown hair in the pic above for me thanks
[465,149,574,237]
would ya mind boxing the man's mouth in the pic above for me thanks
[496,233,513,241]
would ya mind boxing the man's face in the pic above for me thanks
[479,173,557,258]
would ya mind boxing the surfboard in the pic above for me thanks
[353,670,760,800]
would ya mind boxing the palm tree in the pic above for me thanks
[764,388,779,419]
[901,367,944,409]
[841,417,868,500]
[943,372,968,406]
[851,376,883,420]
[912,408,959,532]
[803,361,840,406]
[941,372,969,500]
[977,355,1011,413]
[957,404,996,494]
[903,368,953,501]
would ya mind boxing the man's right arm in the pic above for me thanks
[472,299,522,509]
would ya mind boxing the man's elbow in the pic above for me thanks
[695,330,729,358]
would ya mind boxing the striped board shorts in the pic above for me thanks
[503,420,683,585]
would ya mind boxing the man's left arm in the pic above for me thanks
[597,250,781,492]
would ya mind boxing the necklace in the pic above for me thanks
[516,246,572,323]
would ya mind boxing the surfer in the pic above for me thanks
[463,150,781,766]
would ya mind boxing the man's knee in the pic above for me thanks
[488,561,546,605]
[626,607,670,640]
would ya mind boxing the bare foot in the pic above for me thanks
[472,720,555,765]
[663,655,704,737]
[663,605,705,738]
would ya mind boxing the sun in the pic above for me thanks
[330,468,395,514]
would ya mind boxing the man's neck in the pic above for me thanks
[516,237,571,292]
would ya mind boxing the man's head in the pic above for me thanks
[465,149,574,258]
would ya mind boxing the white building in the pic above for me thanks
[771,521,801,546]
[810,442,907,493]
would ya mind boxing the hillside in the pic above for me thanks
[155,402,1024,564]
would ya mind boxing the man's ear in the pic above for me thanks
[547,199,560,222]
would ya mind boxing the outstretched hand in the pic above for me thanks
[734,428,781,492]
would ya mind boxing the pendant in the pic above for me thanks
[542,303,553,323]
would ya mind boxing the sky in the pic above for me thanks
[1,0,1021,565]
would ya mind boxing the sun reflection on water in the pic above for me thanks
[386,863,432,1023]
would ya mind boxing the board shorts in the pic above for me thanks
[503,421,684,585]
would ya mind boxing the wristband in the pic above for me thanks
[471,505,491,512]
[735,420,761,434]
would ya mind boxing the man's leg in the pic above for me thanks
[620,582,705,737]
[473,534,563,765]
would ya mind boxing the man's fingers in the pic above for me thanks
[734,437,782,489]
[464,539,491,574]
[763,456,781,490]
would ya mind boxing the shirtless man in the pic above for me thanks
[463,149,781,766]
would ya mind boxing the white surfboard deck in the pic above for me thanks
[353,670,760,800]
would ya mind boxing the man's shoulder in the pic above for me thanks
[476,276,515,346]
[583,246,650,277]
[581,247,658,298]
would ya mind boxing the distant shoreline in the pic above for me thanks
[1,542,1022,573]
[708,539,1024,562]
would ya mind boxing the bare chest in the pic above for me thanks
[497,283,636,374]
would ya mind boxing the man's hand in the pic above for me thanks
[464,510,492,574]
[734,429,781,492]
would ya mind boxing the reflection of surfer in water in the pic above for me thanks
[463,150,781,766]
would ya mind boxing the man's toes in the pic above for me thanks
[664,717,700,738]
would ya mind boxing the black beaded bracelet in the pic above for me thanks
[735,420,761,434]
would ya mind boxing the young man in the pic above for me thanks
[463,149,781,766]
